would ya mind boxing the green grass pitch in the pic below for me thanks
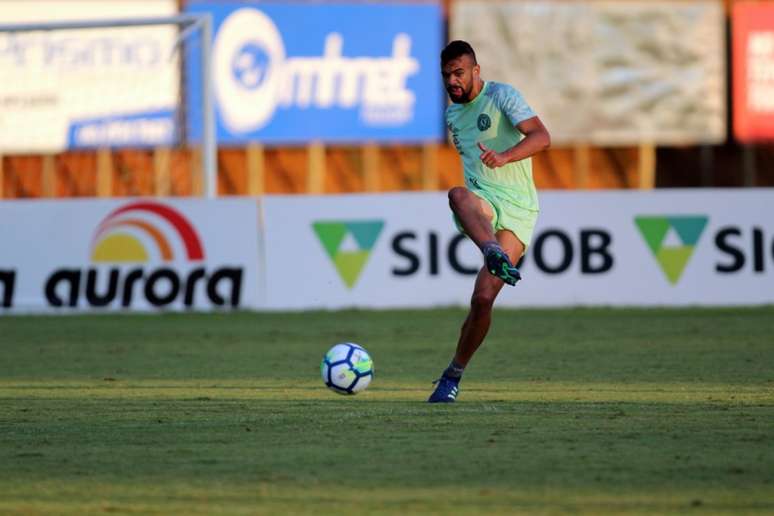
[1,307,773,514]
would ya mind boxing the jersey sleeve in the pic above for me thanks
[494,83,536,126]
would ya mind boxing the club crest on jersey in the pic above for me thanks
[477,114,491,131]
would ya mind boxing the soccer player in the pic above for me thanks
[428,40,551,403]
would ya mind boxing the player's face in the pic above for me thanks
[442,54,479,104]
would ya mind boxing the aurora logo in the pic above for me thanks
[44,200,242,309]
[91,201,204,262]
[634,215,708,285]
[313,220,384,289]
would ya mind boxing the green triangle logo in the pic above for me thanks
[312,220,384,289]
[634,216,708,285]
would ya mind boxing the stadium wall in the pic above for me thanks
[1,190,772,314]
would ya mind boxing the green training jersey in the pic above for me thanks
[446,80,539,211]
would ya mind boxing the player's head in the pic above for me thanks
[441,40,480,104]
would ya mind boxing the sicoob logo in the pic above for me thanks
[635,215,708,284]
[313,220,384,289]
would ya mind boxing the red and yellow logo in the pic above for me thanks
[91,201,204,263]
[44,200,243,309]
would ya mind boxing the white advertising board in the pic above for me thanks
[0,0,179,152]
[262,190,774,309]
[0,198,261,312]
[2,190,771,314]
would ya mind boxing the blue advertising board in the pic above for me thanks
[185,2,444,144]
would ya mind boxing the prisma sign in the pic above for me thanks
[185,2,444,143]
[0,0,179,152]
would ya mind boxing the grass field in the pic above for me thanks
[1,307,773,515]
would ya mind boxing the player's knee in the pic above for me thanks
[448,187,468,211]
[471,291,496,313]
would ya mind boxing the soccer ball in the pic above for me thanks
[320,343,374,395]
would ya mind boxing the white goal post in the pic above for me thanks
[0,13,218,198]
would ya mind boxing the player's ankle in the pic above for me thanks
[481,240,501,254]
[442,360,465,381]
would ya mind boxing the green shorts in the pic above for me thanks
[453,184,539,252]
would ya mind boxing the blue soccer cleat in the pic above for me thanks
[428,376,460,403]
[484,246,521,286]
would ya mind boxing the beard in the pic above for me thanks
[447,85,471,104]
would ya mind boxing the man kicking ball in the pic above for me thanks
[428,40,551,403]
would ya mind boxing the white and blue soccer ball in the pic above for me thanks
[320,343,374,395]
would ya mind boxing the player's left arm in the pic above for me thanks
[478,116,551,169]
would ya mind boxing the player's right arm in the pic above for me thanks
[477,83,550,169]
[478,117,550,169]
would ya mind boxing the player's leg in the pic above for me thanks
[428,230,524,403]
[448,186,496,249]
[448,187,521,285]
[454,230,524,366]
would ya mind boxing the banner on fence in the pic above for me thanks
[451,0,726,145]
[262,190,773,309]
[733,1,774,142]
[185,1,444,144]
[0,1,180,152]
[3,191,771,314]
[0,198,261,312]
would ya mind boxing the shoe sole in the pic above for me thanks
[488,263,521,286]
[486,250,521,286]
